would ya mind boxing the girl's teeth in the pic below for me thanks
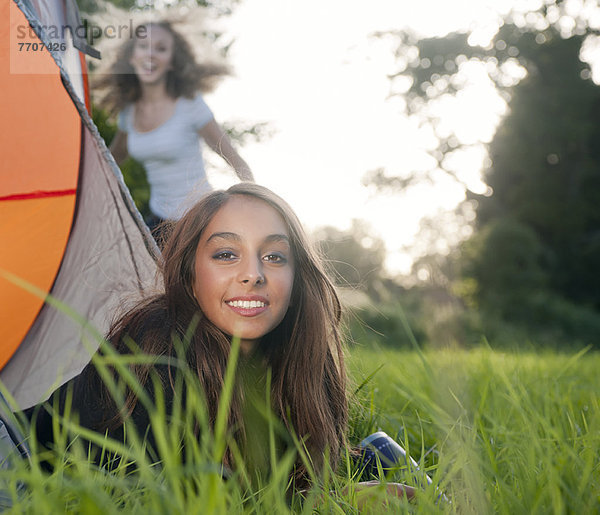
[228,300,265,308]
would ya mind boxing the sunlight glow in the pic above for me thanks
[206,0,556,274]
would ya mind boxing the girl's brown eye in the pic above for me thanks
[213,251,237,261]
[264,253,287,264]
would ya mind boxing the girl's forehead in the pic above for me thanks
[202,196,291,241]
[138,24,174,44]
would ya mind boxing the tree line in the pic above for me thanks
[351,1,600,348]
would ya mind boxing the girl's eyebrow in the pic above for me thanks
[206,232,241,243]
[205,232,290,245]
[265,234,290,245]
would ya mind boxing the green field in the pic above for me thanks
[2,343,599,513]
[347,344,600,513]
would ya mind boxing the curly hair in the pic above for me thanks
[94,20,228,114]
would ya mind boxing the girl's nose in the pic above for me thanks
[238,258,265,285]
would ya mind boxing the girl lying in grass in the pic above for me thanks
[27,183,415,502]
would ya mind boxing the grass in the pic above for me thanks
[347,343,600,513]
[1,343,598,513]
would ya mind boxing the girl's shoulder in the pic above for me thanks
[178,92,206,105]
[117,103,134,132]
[177,93,210,111]
[178,94,214,129]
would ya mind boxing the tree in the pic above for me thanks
[477,30,600,308]
[372,3,600,313]
[458,219,548,317]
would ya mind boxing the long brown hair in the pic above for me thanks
[94,20,228,114]
[106,183,347,484]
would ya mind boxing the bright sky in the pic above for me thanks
[203,0,528,274]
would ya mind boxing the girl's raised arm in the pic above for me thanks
[199,119,254,182]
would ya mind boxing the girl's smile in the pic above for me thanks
[225,295,269,315]
[192,196,295,352]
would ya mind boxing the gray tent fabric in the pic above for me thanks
[1,0,160,409]
[0,391,29,509]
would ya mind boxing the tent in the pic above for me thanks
[0,0,159,410]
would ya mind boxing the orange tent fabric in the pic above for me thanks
[0,0,80,370]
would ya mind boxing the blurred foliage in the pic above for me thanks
[315,221,388,300]
[477,31,600,310]
[76,0,240,16]
[314,223,472,349]
[360,2,600,349]
[92,104,151,218]
[313,223,419,347]
[220,120,275,146]
[313,216,600,350]
[457,219,549,316]
[346,297,425,348]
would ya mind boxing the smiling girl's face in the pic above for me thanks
[192,195,295,352]
[129,24,174,85]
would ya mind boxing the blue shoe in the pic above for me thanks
[359,431,451,503]
[359,431,430,484]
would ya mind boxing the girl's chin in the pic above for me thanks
[136,72,168,85]
[228,337,259,355]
